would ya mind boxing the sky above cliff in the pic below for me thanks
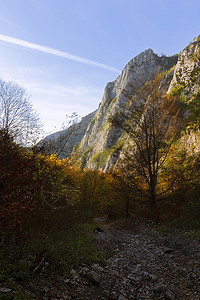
[0,0,199,133]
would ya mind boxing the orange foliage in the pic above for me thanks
[0,133,79,235]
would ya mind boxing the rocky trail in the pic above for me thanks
[1,219,199,299]
[61,219,200,300]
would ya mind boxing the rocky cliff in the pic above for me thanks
[167,36,200,154]
[40,111,96,158]
[168,36,200,97]
[44,36,200,169]
[73,49,177,170]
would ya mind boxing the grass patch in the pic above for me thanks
[0,222,111,287]
[0,221,114,299]
[89,138,125,168]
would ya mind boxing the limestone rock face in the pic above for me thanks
[42,37,200,169]
[167,36,200,154]
[168,36,200,155]
[74,49,177,170]
[168,36,200,96]
[41,111,96,158]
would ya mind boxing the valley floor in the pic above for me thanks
[64,219,200,300]
[1,219,200,299]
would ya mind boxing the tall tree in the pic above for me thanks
[0,79,40,144]
[110,74,181,214]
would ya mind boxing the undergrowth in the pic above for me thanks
[0,222,111,298]
[155,198,200,240]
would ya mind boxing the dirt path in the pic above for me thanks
[65,219,200,299]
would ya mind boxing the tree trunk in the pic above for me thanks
[125,197,130,219]
[149,192,160,222]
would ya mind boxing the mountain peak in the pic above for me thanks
[45,47,179,169]
[72,48,178,170]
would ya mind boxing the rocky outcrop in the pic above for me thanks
[43,36,200,168]
[168,36,200,97]
[168,36,200,153]
[73,49,177,170]
[40,111,96,158]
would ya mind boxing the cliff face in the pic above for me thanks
[41,111,96,158]
[44,36,200,168]
[168,36,200,154]
[73,49,177,170]
[168,36,200,97]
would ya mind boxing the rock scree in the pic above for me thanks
[63,219,200,299]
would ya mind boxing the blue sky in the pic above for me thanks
[0,0,199,134]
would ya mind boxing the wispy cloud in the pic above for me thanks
[0,34,121,73]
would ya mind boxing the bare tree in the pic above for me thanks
[0,79,41,145]
[110,74,181,214]
[38,112,81,157]
[36,113,83,210]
